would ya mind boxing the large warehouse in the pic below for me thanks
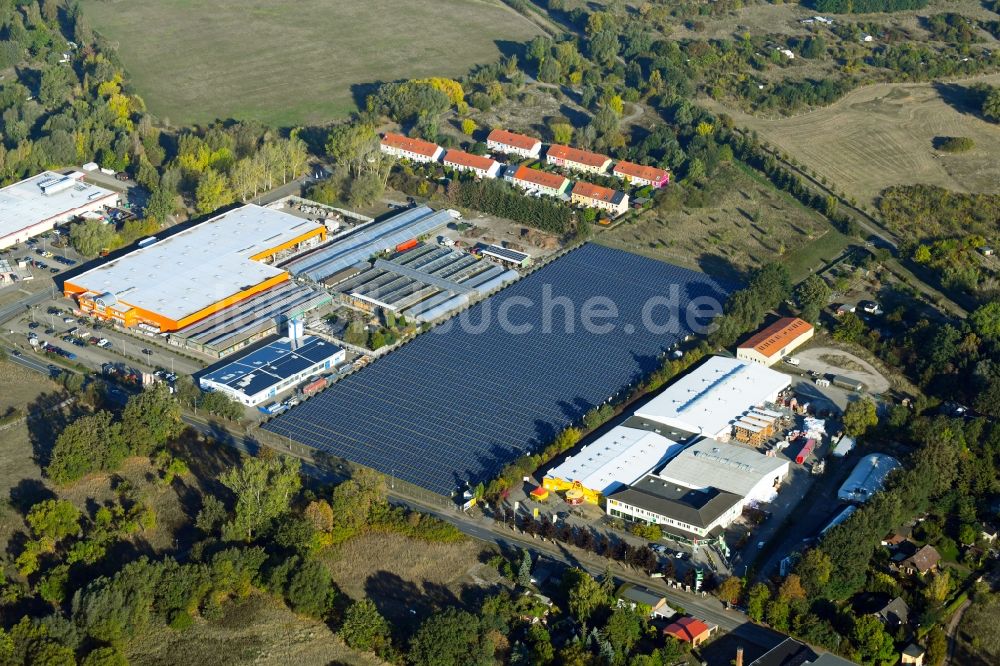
[199,335,345,406]
[544,426,686,500]
[633,356,791,440]
[0,171,118,250]
[333,243,518,323]
[655,439,790,504]
[263,243,728,496]
[64,205,325,332]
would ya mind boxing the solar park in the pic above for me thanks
[263,243,728,496]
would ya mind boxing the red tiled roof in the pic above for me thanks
[512,165,568,190]
[737,317,813,358]
[572,181,624,205]
[614,160,670,183]
[380,132,441,158]
[487,128,541,151]
[663,617,711,642]
[443,150,497,171]
[546,144,611,168]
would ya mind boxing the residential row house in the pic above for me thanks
[379,132,443,164]
[511,165,570,197]
[487,128,543,159]
[613,160,670,188]
[443,149,501,179]
[546,144,613,174]
[571,181,629,217]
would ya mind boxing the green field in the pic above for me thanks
[81,0,542,127]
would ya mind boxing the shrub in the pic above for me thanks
[934,136,974,153]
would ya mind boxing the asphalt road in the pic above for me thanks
[3,346,57,376]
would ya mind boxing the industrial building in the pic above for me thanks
[613,161,670,188]
[607,478,744,542]
[263,243,728,496]
[332,243,518,323]
[570,181,629,217]
[443,150,501,178]
[656,439,790,504]
[545,144,612,174]
[282,206,454,282]
[606,438,790,541]
[0,171,119,250]
[633,356,791,440]
[65,205,326,333]
[737,317,815,367]
[168,281,331,358]
[510,165,570,196]
[486,128,542,159]
[837,453,900,503]
[199,334,345,406]
[544,426,686,501]
[379,132,443,163]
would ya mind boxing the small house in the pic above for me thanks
[899,544,940,575]
[875,596,909,629]
[663,616,715,647]
[901,644,925,666]
[617,585,677,619]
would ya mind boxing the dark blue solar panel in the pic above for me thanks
[263,243,730,496]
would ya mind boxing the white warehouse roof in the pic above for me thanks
[634,356,790,437]
[546,426,685,495]
[67,205,323,323]
[837,453,900,503]
[0,171,116,240]
[655,438,790,499]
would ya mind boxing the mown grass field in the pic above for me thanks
[81,0,542,127]
[600,163,833,281]
[701,73,1000,207]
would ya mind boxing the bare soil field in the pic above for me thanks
[324,531,496,630]
[128,593,386,666]
[599,163,833,280]
[701,73,1000,207]
[81,0,542,127]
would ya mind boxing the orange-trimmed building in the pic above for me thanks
[545,144,612,174]
[510,165,570,197]
[486,129,542,159]
[571,181,629,217]
[613,161,670,188]
[663,617,715,647]
[64,205,326,333]
[736,317,815,367]
[379,132,443,163]
[443,150,501,178]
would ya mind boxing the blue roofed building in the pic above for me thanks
[199,335,345,406]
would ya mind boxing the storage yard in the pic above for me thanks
[282,206,455,282]
[332,243,518,323]
[263,243,728,496]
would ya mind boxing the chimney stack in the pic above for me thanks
[735,646,744,666]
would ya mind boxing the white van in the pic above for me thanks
[784,357,801,366]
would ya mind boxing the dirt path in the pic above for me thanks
[946,597,972,665]
[795,346,891,394]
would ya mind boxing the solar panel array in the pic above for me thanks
[263,243,729,496]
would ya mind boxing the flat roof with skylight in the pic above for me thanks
[546,426,685,496]
[634,356,790,438]
[0,171,118,247]
[64,205,324,329]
